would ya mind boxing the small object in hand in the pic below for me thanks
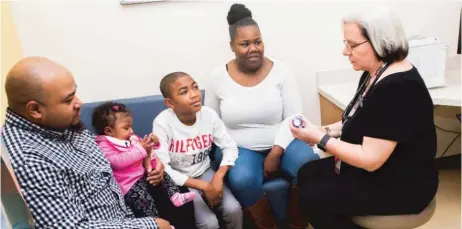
[150,134,160,148]
[129,134,139,145]
[292,115,305,128]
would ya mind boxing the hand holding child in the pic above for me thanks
[155,218,173,229]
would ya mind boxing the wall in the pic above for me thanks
[9,0,461,124]
[1,1,23,123]
[1,2,25,227]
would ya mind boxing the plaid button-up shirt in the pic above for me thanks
[1,109,158,228]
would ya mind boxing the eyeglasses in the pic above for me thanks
[343,40,368,51]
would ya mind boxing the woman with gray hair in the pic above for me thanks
[292,7,438,229]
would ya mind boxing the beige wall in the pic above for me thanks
[1,2,24,228]
[1,1,23,124]
[9,1,461,124]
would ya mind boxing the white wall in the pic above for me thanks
[10,0,461,124]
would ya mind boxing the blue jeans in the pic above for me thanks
[212,139,319,207]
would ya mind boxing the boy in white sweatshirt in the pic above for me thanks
[153,72,242,229]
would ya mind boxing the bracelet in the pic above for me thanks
[324,126,331,135]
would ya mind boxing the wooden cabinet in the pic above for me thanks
[319,94,343,126]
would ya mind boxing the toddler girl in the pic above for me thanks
[92,102,195,221]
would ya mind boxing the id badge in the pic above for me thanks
[334,157,341,175]
[359,96,363,107]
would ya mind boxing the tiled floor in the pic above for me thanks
[418,169,461,229]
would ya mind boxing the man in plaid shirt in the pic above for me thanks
[1,57,172,228]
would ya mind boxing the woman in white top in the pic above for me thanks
[205,4,319,229]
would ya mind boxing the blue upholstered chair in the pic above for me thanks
[80,92,291,222]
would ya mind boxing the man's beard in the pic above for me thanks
[69,120,85,132]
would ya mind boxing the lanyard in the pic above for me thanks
[335,63,389,175]
[342,63,389,124]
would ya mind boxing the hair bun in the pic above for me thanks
[227,3,252,25]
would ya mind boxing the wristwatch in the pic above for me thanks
[317,134,332,152]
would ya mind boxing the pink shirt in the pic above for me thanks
[95,135,156,195]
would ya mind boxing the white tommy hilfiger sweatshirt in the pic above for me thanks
[152,106,239,186]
